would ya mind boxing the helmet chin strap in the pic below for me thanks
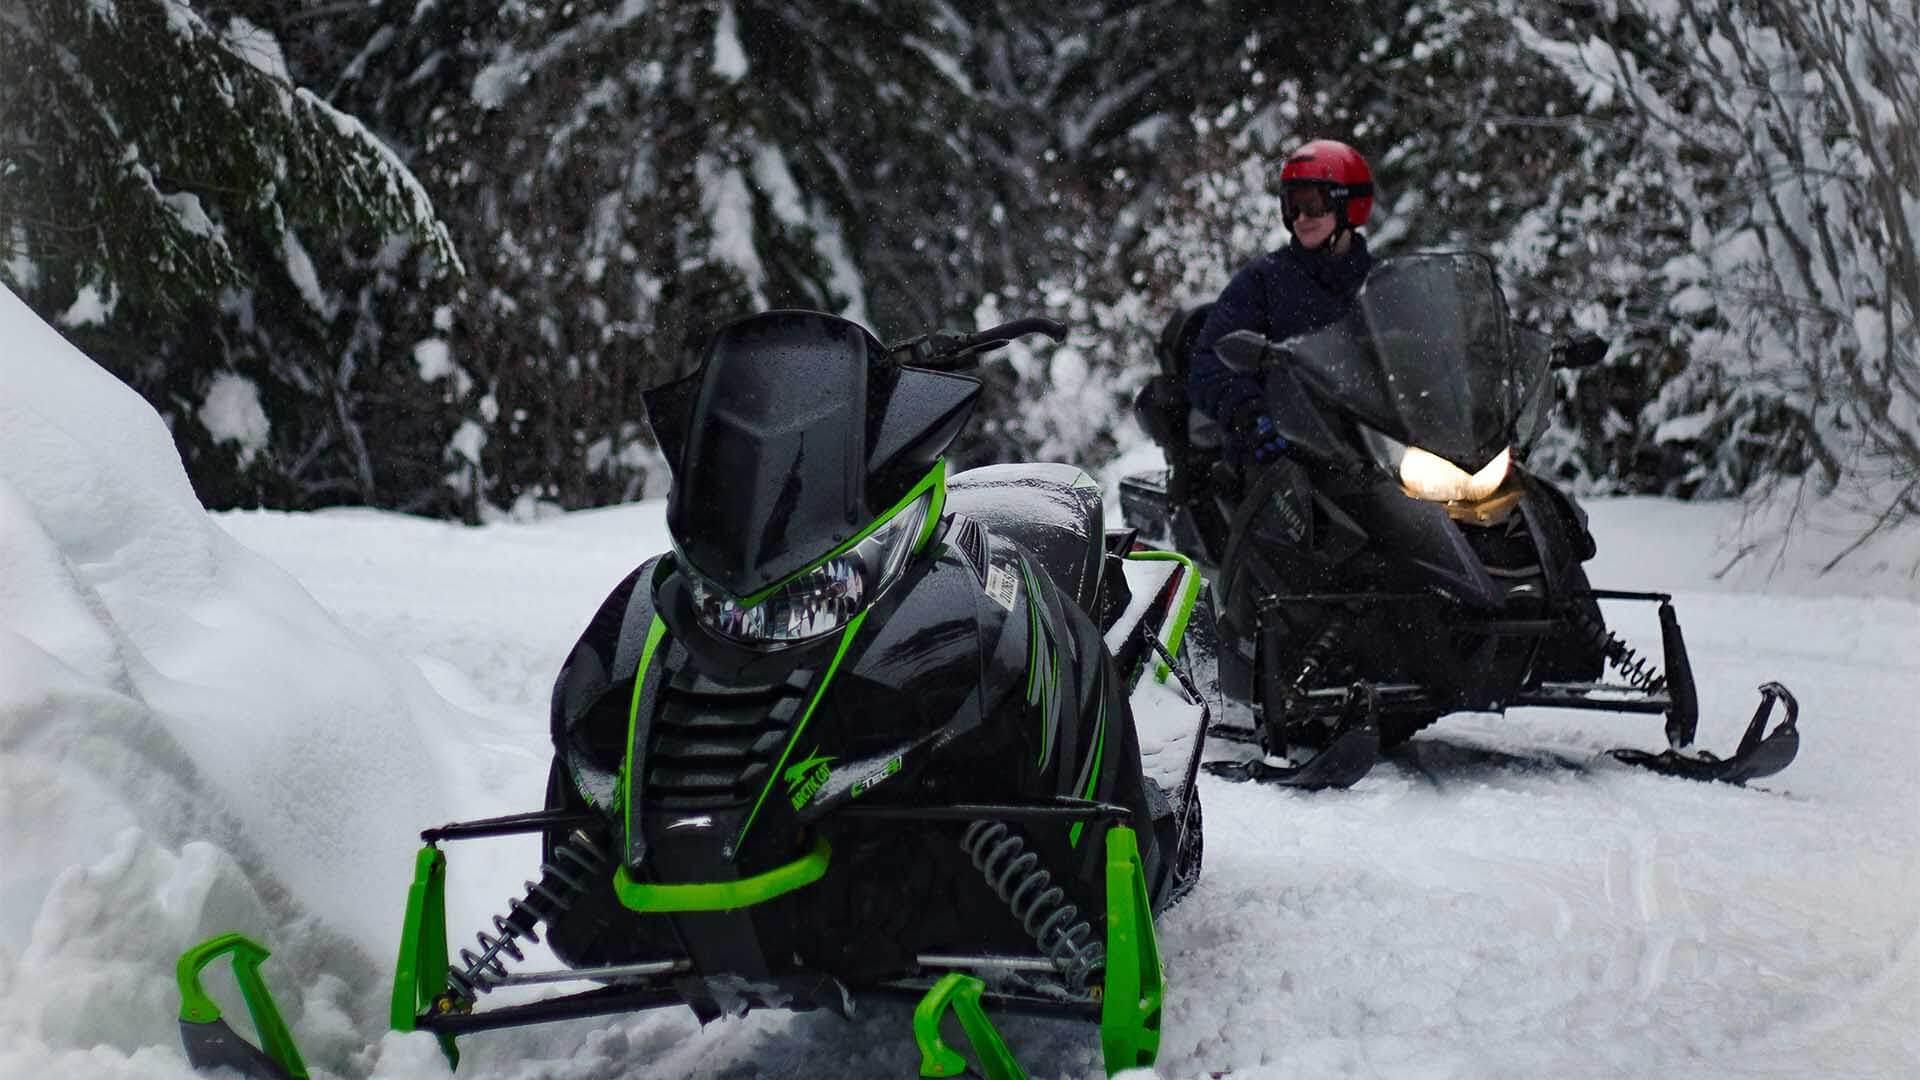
[1329,217,1353,253]
[1327,197,1353,247]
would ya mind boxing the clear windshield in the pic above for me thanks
[1280,252,1551,470]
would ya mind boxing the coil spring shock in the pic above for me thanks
[960,820,1103,992]
[1563,602,1664,692]
[445,830,609,1004]
[1292,615,1354,693]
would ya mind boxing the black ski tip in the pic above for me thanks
[1611,681,1800,785]
[1202,759,1258,783]
[1610,727,1798,785]
[1202,726,1381,790]
[180,1018,301,1080]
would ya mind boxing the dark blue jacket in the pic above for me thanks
[1189,234,1373,459]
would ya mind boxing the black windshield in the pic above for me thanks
[667,311,875,597]
[1280,253,1551,469]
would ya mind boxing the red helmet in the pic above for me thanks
[1280,139,1374,229]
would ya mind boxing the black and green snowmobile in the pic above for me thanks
[177,311,1212,1080]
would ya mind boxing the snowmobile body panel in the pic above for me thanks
[537,460,1198,1003]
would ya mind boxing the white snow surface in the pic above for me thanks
[3,288,1918,1078]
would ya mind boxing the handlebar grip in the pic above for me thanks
[888,316,1071,371]
[960,317,1068,350]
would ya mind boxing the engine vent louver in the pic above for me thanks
[645,668,811,810]
[947,514,991,586]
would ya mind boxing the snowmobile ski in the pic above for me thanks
[914,972,1026,1079]
[1203,723,1381,789]
[1610,681,1799,785]
[176,933,307,1080]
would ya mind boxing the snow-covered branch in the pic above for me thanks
[1521,0,1919,546]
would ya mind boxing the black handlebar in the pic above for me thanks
[888,316,1069,371]
[963,316,1069,349]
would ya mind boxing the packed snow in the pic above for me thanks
[3,285,1917,1078]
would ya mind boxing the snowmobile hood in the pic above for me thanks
[1280,252,1552,470]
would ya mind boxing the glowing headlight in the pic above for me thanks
[689,492,931,646]
[1399,445,1511,503]
[1357,425,1512,503]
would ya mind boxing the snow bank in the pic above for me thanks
[0,286,461,1076]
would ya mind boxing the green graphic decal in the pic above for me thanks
[1020,557,1061,770]
[622,616,670,860]
[1068,689,1109,848]
[784,749,835,810]
[736,608,870,850]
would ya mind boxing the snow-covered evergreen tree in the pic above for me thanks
[299,0,1015,515]
[17,0,1900,530]
[992,0,1626,473]
[1520,0,1920,551]
[1,0,460,510]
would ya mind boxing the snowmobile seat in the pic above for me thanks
[946,462,1106,616]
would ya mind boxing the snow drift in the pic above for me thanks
[0,285,461,1077]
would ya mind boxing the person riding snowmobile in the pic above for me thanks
[1188,138,1377,470]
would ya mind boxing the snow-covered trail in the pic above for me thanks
[207,495,1920,1079]
[4,280,1915,1079]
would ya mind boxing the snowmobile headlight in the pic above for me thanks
[1358,426,1512,504]
[688,492,932,647]
[1399,446,1511,503]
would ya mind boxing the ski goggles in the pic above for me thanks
[1282,183,1338,220]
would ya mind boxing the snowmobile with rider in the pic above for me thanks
[1123,249,1800,789]
[175,311,1213,1080]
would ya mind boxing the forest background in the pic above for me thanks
[4,0,1914,559]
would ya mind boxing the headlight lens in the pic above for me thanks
[689,492,931,646]
[1357,426,1512,503]
[1399,445,1511,503]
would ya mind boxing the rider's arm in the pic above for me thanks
[1188,265,1268,438]
[1189,262,1281,461]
